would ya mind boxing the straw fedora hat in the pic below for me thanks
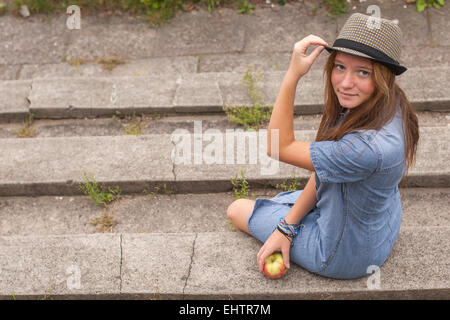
[324,13,407,76]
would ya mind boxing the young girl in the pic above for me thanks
[226,13,419,279]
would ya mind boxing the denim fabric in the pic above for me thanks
[247,106,405,279]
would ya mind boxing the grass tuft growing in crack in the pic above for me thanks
[79,171,121,207]
[276,176,300,192]
[13,113,38,138]
[224,65,273,131]
[90,211,119,232]
[230,167,255,200]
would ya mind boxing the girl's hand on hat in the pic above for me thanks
[287,35,328,81]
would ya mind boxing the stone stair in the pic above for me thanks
[0,183,448,299]
[1,66,449,122]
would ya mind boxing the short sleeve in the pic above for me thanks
[309,131,381,184]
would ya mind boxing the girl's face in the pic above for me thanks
[331,52,376,110]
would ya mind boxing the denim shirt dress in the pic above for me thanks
[247,105,406,279]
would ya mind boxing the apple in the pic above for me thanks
[263,252,286,279]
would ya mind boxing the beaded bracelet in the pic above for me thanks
[278,217,303,237]
[276,225,294,246]
[274,218,305,247]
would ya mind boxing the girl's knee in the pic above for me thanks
[226,199,242,220]
[226,199,255,221]
[226,198,255,234]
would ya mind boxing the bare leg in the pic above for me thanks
[226,198,256,235]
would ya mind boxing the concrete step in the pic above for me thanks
[0,188,448,236]
[1,66,449,122]
[0,125,448,197]
[0,226,449,299]
[1,111,448,139]
[0,1,448,74]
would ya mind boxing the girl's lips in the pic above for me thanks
[340,92,357,97]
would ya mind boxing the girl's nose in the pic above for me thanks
[341,72,355,88]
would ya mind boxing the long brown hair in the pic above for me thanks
[316,50,419,173]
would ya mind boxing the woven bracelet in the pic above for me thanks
[276,225,294,246]
[278,217,303,237]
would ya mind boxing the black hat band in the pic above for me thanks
[333,38,401,67]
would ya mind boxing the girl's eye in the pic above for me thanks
[335,64,370,76]
[360,70,370,76]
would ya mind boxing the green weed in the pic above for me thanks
[0,3,7,15]
[416,0,445,11]
[325,0,348,18]
[223,104,272,131]
[90,211,119,232]
[241,65,265,108]
[66,56,125,72]
[93,56,125,71]
[230,167,249,199]
[40,283,54,300]
[144,184,174,196]
[226,220,237,231]
[223,66,273,130]
[12,113,38,138]
[237,0,254,14]
[276,176,300,192]
[111,111,147,135]
[123,112,146,135]
[79,171,121,207]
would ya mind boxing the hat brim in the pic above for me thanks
[324,46,407,76]
[325,46,373,59]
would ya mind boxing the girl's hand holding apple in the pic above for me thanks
[257,228,291,276]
